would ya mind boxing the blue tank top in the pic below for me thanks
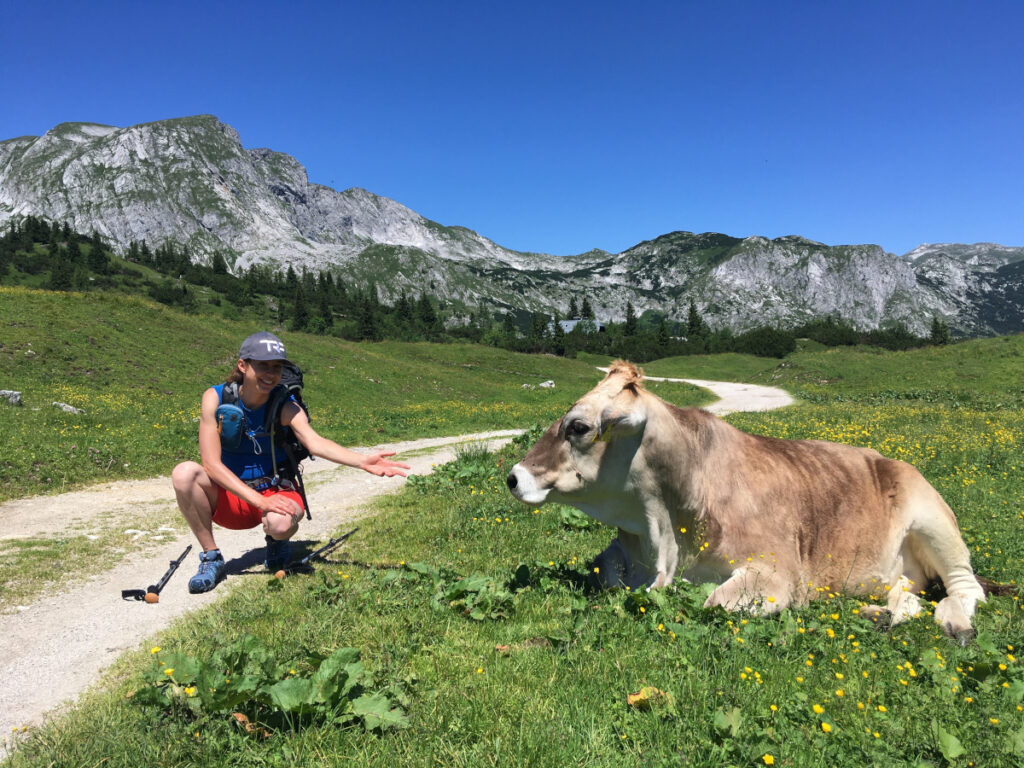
[213,383,278,484]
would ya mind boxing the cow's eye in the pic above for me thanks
[567,420,590,438]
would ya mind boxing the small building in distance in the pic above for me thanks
[555,318,607,334]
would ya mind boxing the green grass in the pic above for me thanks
[646,336,1024,408]
[4,292,1024,765]
[7,421,1023,766]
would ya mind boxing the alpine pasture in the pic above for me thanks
[2,287,1023,766]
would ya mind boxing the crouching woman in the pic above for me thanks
[171,332,409,593]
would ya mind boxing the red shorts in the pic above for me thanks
[213,486,304,530]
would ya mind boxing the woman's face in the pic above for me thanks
[241,358,284,397]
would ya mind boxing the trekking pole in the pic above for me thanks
[122,544,193,603]
[273,528,359,578]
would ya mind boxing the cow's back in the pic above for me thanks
[686,417,926,589]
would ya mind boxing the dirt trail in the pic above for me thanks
[0,378,793,753]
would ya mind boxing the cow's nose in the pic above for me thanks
[506,472,518,491]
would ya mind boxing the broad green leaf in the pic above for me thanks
[1008,724,1024,756]
[931,719,965,761]
[713,706,742,737]
[311,647,361,703]
[917,648,943,675]
[159,652,202,682]
[265,677,314,712]
[352,691,391,718]
[1007,680,1024,702]
[975,631,997,655]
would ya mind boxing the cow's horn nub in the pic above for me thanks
[607,360,644,387]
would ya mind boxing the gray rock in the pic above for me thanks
[0,390,22,406]
[52,402,84,414]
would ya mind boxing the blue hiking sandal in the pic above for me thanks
[188,549,226,593]
[265,535,291,572]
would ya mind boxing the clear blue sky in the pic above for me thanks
[2,1,1022,257]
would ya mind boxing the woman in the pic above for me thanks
[172,331,409,593]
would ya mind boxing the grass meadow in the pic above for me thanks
[2,288,1023,766]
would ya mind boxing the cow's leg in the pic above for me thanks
[907,530,984,643]
[704,566,793,615]
[859,568,929,631]
[591,533,649,590]
[903,486,986,642]
[642,503,679,588]
[881,574,924,627]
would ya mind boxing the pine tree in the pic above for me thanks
[502,312,518,341]
[357,295,380,340]
[623,302,638,336]
[318,290,334,329]
[211,251,229,275]
[568,296,579,319]
[686,300,709,337]
[657,317,671,349]
[929,316,950,346]
[416,294,439,338]
[87,244,108,274]
[291,282,310,331]
[552,311,566,355]
[395,293,414,336]
[48,256,74,291]
[580,296,595,320]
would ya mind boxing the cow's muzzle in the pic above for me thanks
[506,464,550,505]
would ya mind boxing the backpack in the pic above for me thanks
[219,361,313,520]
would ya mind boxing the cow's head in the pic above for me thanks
[507,361,648,505]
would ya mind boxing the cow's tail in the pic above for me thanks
[977,576,1018,597]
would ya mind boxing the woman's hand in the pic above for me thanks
[259,492,303,518]
[360,451,411,477]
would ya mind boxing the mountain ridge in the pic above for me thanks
[2,114,1022,336]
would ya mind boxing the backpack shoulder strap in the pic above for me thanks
[263,383,291,434]
[221,381,240,405]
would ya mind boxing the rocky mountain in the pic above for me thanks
[2,115,1022,336]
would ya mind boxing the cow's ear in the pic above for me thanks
[597,403,647,441]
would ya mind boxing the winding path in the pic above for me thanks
[0,377,792,752]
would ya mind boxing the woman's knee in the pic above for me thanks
[171,461,206,490]
[263,512,298,539]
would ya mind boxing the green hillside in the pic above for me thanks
[0,286,710,502]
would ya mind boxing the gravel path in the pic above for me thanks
[0,378,792,753]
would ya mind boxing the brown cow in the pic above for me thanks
[506,360,988,642]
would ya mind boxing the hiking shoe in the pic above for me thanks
[265,535,291,572]
[188,549,225,593]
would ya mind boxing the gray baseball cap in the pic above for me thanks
[239,331,291,363]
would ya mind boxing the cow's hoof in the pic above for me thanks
[950,626,975,646]
[865,610,893,633]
